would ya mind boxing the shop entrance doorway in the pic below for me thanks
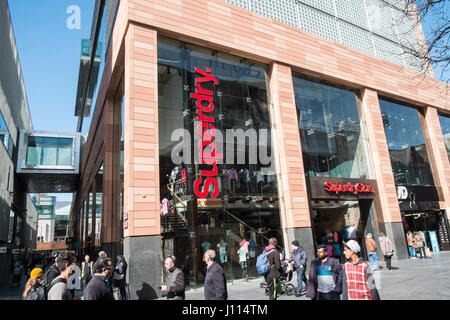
[402,211,450,252]
[310,199,377,263]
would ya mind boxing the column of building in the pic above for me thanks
[123,22,161,300]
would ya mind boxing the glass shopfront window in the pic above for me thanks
[26,136,73,166]
[439,114,450,162]
[158,37,283,286]
[292,76,370,179]
[380,99,434,186]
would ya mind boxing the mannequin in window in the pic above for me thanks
[217,239,228,265]
[237,245,249,281]
[244,168,251,195]
[228,168,238,195]
[256,170,264,195]
[201,240,211,255]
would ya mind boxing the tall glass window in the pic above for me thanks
[293,76,370,178]
[439,114,450,163]
[380,99,434,186]
[26,136,73,166]
[158,37,283,286]
[0,111,13,157]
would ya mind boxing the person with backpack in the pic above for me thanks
[288,240,308,297]
[22,268,45,300]
[44,253,61,287]
[258,237,281,300]
[414,232,425,259]
[306,244,343,300]
[47,252,76,300]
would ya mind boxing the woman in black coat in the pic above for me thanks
[112,255,128,300]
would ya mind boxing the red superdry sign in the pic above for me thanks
[325,181,375,195]
[192,67,222,199]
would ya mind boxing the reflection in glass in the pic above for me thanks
[26,136,73,166]
[0,111,13,157]
[293,76,370,178]
[380,99,434,186]
[157,37,283,286]
[96,163,103,250]
[439,114,450,162]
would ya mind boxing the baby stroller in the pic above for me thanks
[260,263,296,296]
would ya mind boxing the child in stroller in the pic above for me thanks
[260,255,296,296]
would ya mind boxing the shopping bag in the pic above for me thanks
[425,247,432,258]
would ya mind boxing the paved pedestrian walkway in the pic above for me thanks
[1,252,449,300]
[181,252,450,300]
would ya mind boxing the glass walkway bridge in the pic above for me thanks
[16,130,81,193]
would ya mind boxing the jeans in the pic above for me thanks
[296,268,308,295]
[408,245,416,257]
[368,252,379,270]
[265,275,279,300]
[316,291,340,300]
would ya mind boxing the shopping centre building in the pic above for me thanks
[68,0,450,299]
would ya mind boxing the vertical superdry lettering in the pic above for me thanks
[192,67,222,198]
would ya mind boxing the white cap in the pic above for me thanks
[344,240,361,253]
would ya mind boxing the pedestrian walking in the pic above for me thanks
[263,238,282,301]
[161,256,185,300]
[11,260,23,288]
[22,268,45,300]
[203,249,227,300]
[378,232,394,271]
[47,252,77,300]
[112,255,128,300]
[365,233,379,270]
[81,254,93,289]
[288,240,308,297]
[306,244,342,300]
[104,258,114,290]
[414,232,425,259]
[406,231,415,258]
[84,259,115,300]
[342,240,380,300]
[93,251,108,275]
[43,253,62,288]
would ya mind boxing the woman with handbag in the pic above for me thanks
[112,255,128,300]
[379,232,394,271]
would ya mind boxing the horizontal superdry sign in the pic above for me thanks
[324,181,375,195]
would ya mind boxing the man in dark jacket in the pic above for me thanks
[203,250,227,300]
[162,256,185,300]
[288,240,308,297]
[265,237,282,300]
[306,244,343,300]
[84,259,115,300]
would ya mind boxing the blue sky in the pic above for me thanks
[8,0,94,133]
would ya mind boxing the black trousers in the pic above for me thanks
[265,275,279,300]
[384,255,392,270]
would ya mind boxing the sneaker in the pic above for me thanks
[295,293,302,297]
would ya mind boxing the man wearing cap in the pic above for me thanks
[365,233,379,271]
[288,240,308,297]
[342,240,380,300]
[84,258,115,300]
